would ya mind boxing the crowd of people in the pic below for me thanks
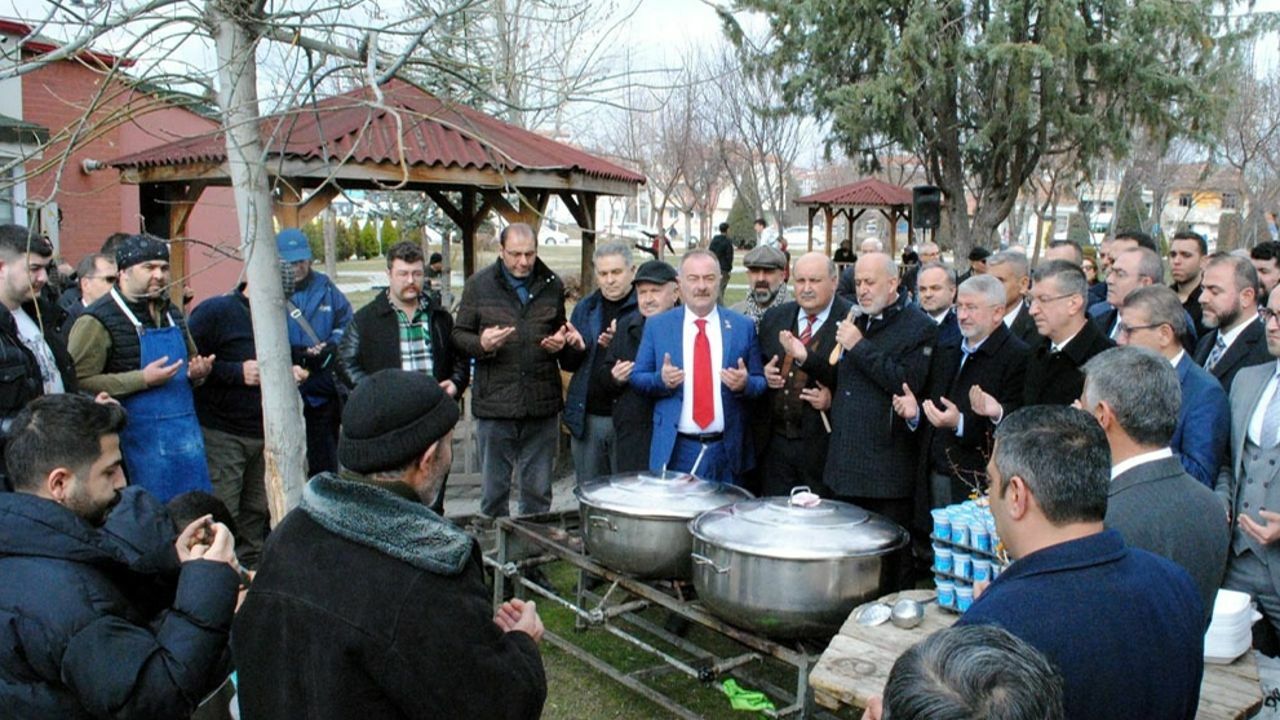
[3,215,1280,719]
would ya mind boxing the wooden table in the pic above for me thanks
[810,589,1264,720]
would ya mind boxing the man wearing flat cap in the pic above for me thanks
[233,370,547,720]
[730,244,790,326]
[68,233,215,502]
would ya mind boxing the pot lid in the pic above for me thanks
[574,470,753,519]
[689,489,909,559]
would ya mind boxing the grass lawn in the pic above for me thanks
[526,562,860,720]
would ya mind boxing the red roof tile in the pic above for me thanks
[110,79,644,186]
[796,178,913,207]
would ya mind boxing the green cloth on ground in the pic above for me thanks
[721,678,776,712]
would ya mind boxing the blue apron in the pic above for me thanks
[110,289,212,502]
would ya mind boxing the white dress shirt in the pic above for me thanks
[678,306,725,433]
[1110,447,1174,481]
[794,300,834,337]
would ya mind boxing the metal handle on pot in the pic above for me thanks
[691,552,731,575]
[588,515,618,532]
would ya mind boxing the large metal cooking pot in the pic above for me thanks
[689,489,909,638]
[575,471,753,579]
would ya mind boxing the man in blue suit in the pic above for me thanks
[631,249,766,484]
[1117,286,1229,488]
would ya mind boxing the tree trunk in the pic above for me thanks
[323,207,337,279]
[211,0,308,524]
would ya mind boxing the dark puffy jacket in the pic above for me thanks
[337,289,469,394]
[0,487,238,719]
[452,258,581,419]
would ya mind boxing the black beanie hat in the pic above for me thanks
[339,370,459,473]
[115,234,170,271]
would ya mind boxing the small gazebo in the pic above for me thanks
[794,178,914,256]
[109,79,645,289]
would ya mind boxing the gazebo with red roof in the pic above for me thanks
[795,178,914,257]
[109,79,645,285]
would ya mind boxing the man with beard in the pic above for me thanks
[69,234,215,501]
[561,242,637,485]
[232,371,547,719]
[916,262,960,347]
[756,252,851,496]
[0,393,241,718]
[632,250,765,485]
[597,260,680,473]
[730,245,790,326]
[338,241,469,514]
[1195,253,1270,392]
[893,274,1029,507]
[825,253,936,539]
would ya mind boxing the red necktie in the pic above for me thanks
[693,318,714,428]
[799,314,816,345]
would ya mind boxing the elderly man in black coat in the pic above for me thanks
[233,371,547,720]
[825,253,936,535]
[756,252,850,497]
[893,274,1029,508]
[595,260,680,473]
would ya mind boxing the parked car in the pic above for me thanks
[782,225,824,249]
[539,220,571,245]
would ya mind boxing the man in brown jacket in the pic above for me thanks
[452,224,584,518]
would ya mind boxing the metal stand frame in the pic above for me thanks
[487,514,839,719]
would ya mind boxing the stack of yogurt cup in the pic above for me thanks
[930,499,1004,612]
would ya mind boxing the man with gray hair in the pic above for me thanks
[916,262,960,347]
[561,242,637,485]
[971,261,1112,419]
[863,624,1065,720]
[1080,346,1228,629]
[1117,286,1228,488]
[986,250,1038,346]
[893,273,1029,507]
[961,405,1204,720]
[1094,247,1164,340]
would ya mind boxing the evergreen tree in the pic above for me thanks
[379,219,401,251]
[302,220,324,262]
[727,187,758,247]
[360,220,379,259]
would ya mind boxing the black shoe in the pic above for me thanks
[525,567,558,595]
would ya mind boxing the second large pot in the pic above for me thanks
[575,471,752,579]
[689,491,909,638]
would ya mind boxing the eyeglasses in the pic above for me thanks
[1028,293,1074,307]
[1261,308,1280,326]
[1117,322,1166,337]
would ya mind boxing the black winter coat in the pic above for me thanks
[338,289,470,393]
[0,487,238,719]
[452,258,581,419]
[825,293,937,499]
[594,311,653,473]
[1023,320,1114,407]
[919,323,1029,495]
[232,473,546,720]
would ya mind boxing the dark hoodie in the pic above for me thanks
[0,487,238,719]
